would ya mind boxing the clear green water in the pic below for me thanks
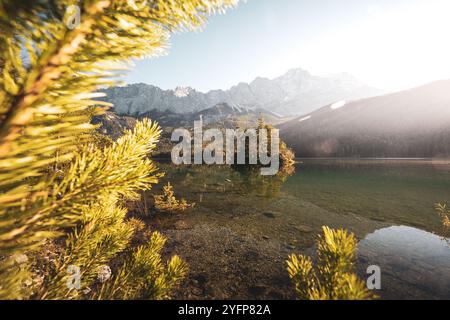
[154,159,450,299]
[283,160,450,231]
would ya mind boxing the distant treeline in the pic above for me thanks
[283,130,450,158]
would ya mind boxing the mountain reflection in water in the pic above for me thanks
[357,226,450,300]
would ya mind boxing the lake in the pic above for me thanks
[148,159,450,300]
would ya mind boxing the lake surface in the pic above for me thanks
[152,159,450,299]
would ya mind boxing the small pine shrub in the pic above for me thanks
[287,226,374,300]
[436,203,450,233]
[154,183,195,213]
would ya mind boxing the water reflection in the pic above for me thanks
[152,160,450,299]
[358,226,450,299]
[232,164,295,198]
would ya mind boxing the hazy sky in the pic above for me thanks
[125,0,450,92]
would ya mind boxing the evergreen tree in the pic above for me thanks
[0,0,237,300]
[256,116,295,169]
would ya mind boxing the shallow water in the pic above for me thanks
[153,159,450,299]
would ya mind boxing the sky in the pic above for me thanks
[125,0,450,93]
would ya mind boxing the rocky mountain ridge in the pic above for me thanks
[101,68,383,116]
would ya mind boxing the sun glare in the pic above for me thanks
[290,0,450,91]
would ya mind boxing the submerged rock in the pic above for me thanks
[97,265,112,283]
[263,212,277,219]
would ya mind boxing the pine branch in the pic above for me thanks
[0,0,111,157]
[0,0,238,300]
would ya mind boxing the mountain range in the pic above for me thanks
[100,68,383,116]
[95,80,450,158]
[279,80,450,158]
